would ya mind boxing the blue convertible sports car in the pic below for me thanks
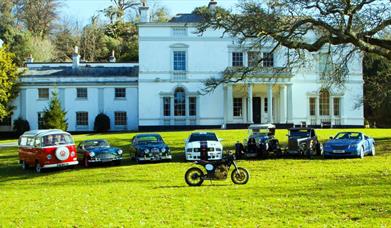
[323,132,375,158]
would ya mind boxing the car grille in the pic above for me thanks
[96,154,116,160]
[288,140,298,149]
[332,145,348,150]
[151,148,160,153]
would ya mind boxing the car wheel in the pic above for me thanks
[359,146,365,159]
[35,162,42,173]
[21,160,29,170]
[369,145,375,156]
[83,156,90,167]
[113,160,121,166]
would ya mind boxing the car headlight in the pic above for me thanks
[194,148,200,152]
[161,148,166,153]
[89,152,95,157]
[216,148,222,152]
[47,154,52,160]
[186,148,192,152]
[144,149,150,153]
[117,149,123,155]
[71,152,75,157]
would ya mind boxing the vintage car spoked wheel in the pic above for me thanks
[185,167,204,186]
[231,167,249,185]
[35,162,42,173]
[21,161,28,170]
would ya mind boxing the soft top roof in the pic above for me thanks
[289,128,314,131]
[21,129,70,137]
[249,124,276,129]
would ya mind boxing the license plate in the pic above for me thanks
[333,150,345,153]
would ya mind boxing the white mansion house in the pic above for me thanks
[0,1,364,132]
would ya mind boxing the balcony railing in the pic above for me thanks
[225,66,292,79]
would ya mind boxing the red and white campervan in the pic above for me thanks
[18,129,78,173]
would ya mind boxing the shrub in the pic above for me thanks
[42,91,68,130]
[13,117,30,135]
[94,113,110,132]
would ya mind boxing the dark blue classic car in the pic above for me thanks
[77,139,123,167]
[323,132,375,158]
[131,134,172,163]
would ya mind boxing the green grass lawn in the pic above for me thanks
[0,129,390,226]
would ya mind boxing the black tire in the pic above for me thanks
[113,160,121,166]
[35,162,42,173]
[231,167,249,185]
[83,156,90,167]
[275,149,283,158]
[21,160,29,170]
[185,167,204,186]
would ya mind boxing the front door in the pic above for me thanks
[252,97,261,124]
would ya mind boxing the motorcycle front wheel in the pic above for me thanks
[231,167,249,185]
[185,167,204,186]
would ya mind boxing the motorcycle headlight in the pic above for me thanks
[117,149,123,155]
[89,152,95,157]
[144,149,150,153]
[161,148,166,153]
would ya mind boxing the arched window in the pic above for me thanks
[174,88,186,116]
[319,89,330,115]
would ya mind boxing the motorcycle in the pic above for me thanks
[184,153,250,186]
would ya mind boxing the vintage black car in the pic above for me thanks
[235,124,282,158]
[131,134,172,163]
[286,128,323,157]
[77,139,123,167]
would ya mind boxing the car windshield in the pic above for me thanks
[188,133,218,142]
[42,134,73,147]
[251,129,269,135]
[290,130,310,138]
[334,132,362,140]
[83,140,110,149]
[137,135,163,144]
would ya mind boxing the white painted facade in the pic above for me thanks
[0,3,365,132]
[137,12,364,128]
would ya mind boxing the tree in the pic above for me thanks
[42,91,68,130]
[18,0,61,38]
[94,113,110,132]
[0,46,20,120]
[80,16,109,62]
[52,17,81,61]
[195,1,391,91]
[25,35,56,62]
[13,117,30,135]
[363,54,391,127]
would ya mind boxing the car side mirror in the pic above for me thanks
[329,136,333,139]
[286,134,289,137]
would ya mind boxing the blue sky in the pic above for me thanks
[62,0,239,24]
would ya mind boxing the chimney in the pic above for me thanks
[109,50,116,63]
[139,1,150,23]
[72,46,80,69]
[26,54,34,63]
[208,0,217,14]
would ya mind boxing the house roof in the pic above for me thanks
[169,13,203,23]
[23,66,139,78]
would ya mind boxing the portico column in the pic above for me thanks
[315,97,320,125]
[329,95,334,127]
[279,85,287,123]
[170,96,174,125]
[287,84,293,123]
[247,84,253,123]
[267,84,273,123]
[227,84,233,123]
[223,85,228,127]
[185,96,190,125]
